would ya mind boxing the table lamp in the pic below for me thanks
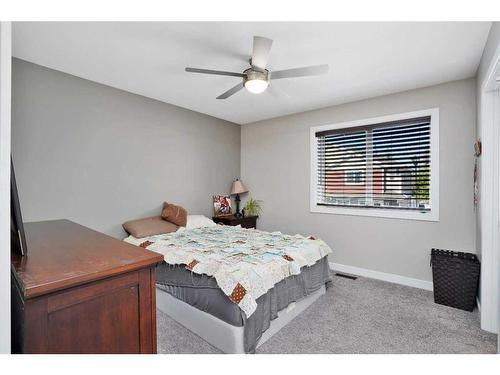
[230,179,249,217]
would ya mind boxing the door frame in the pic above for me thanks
[479,44,500,335]
[0,21,12,354]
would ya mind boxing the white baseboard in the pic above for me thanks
[330,262,433,291]
[476,297,481,312]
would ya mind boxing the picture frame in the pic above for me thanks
[213,195,232,217]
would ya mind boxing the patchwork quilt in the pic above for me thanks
[124,225,332,317]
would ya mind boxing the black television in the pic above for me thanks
[11,157,27,256]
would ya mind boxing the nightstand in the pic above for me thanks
[212,215,258,229]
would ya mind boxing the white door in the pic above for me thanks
[0,21,12,354]
[480,55,500,336]
[497,89,500,353]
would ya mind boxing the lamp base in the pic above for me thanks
[234,194,242,217]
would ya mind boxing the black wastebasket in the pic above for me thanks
[430,248,480,312]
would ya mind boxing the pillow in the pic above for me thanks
[122,216,178,238]
[161,202,188,227]
[185,215,217,230]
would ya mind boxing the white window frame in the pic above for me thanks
[310,108,439,221]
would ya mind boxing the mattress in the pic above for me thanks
[156,257,331,352]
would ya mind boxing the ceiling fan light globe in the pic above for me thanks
[244,79,269,94]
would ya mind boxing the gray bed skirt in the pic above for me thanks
[156,257,332,353]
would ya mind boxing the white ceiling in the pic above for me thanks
[13,22,491,124]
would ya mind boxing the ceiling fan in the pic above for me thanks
[185,36,329,99]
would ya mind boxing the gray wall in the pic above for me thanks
[12,59,241,238]
[10,58,478,282]
[241,78,476,282]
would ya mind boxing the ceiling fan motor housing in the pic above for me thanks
[243,68,270,84]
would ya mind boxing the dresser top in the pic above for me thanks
[11,220,164,299]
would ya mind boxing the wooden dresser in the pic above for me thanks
[11,220,164,354]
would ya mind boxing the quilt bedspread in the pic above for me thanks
[124,225,332,317]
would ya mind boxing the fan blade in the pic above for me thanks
[185,67,245,78]
[251,36,273,70]
[267,84,290,99]
[216,82,244,99]
[271,64,329,80]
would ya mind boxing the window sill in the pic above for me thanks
[310,204,439,222]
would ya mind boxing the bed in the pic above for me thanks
[125,223,333,353]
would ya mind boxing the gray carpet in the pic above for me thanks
[157,275,497,354]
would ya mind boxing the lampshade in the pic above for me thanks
[230,179,249,195]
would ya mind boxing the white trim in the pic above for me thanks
[330,262,433,291]
[478,42,500,334]
[310,108,440,222]
[0,22,11,354]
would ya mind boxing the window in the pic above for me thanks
[310,109,439,221]
[345,170,363,185]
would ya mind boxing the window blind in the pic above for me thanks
[315,116,431,211]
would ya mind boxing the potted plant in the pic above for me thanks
[244,198,263,217]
